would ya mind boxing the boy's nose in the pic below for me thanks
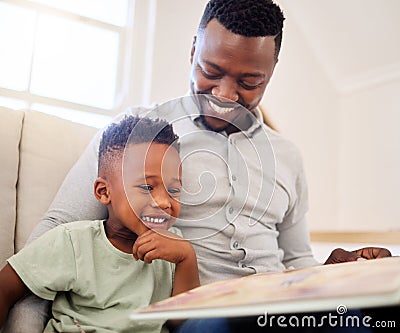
[151,191,172,209]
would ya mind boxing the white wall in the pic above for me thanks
[266,1,400,232]
[337,80,400,231]
[148,0,209,103]
[120,0,208,109]
[262,3,340,231]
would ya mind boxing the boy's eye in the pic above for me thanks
[168,188,181,196]
[139,185,153,191]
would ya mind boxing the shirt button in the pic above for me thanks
[228,207,234,214]
[232,175,237,181]
[233,241,239,249]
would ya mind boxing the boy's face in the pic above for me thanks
[107,142,182,235]
[190,19,277,132]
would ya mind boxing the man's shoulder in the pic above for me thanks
[260,124,304,167]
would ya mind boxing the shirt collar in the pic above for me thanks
[179,93,263,136]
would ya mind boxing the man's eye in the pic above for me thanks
[200,67,220,79]
[240,82,262,90]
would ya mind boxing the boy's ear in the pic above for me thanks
[94,177,111,204]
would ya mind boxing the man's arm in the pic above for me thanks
[277,147,320,269]
[278,215,320,268]
[0,264,30,328]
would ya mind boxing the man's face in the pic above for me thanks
[108,142,182,235]
[190,19,277,132]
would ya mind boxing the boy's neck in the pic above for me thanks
[103,220,138,254]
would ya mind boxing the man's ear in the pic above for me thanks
[94,177,111,205]
[190,35,197,64]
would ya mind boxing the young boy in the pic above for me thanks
[0,116,199,332]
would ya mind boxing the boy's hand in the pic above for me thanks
[324,247,392,264]
[132,229,200,298]
[132,229,195,264]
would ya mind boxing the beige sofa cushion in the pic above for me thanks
[0,107,24,269]
[15,110,97,252]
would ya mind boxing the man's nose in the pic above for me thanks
[211,79,239,102]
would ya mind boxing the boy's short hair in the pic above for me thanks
[98,116,179,176]
[198,0,285,59]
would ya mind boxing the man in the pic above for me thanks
[4,0,390,332]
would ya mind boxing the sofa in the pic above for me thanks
[0,106,98,271]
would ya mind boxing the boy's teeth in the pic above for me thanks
[142,216,166,224]
[209,101,234,114]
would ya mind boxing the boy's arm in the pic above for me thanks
[132,229,199,330]
[170,243,199,297]
[132,229,200,295]
[0,264,30,328]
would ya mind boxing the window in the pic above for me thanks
[0,0,134,127]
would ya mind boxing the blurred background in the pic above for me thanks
[1,0,399,237]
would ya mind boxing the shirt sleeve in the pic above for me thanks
[277,150,320,269]
[278,215,320,269]
[8,225,77,301]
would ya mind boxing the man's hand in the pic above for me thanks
[324,247,392,265]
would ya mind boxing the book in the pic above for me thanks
[130,257,400,321]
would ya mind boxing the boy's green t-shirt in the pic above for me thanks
[8,220,177,333]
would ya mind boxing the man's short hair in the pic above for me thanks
[198,0,285,59]
[98,116,179,176]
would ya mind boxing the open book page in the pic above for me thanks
[131,257,400,320]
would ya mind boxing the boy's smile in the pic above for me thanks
[140,214,173,229]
